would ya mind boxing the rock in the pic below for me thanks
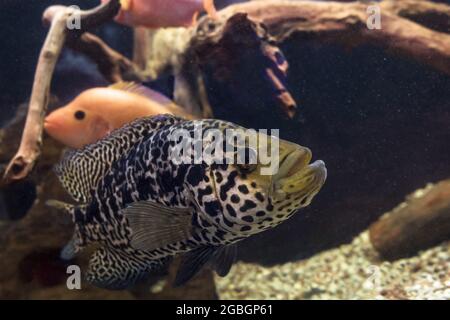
[215,230,450,300]
[369,182,450,260]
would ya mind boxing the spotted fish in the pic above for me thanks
[49,114,326,289]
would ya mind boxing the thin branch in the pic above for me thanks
[2,1,121,184]
[66,33,144,83]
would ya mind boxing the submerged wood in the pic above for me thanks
[369,181,450,260]
[66,32,144,83]
[6,0,449,183]
[2,0,121,185]
[219,0,450,75]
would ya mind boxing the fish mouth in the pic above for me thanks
[44,118,64,135]
[44,119,57,132]
[272,148,327,196]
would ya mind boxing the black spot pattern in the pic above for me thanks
[230,194,240,203]
[238,185,250,194]
[240,200,257,212]
[53,116,324,290]
[219,171,238,201]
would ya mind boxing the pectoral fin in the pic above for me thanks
[123,200,193,252]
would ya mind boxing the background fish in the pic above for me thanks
[44,82,197,149]
[49,115,327,289]
[101,0,217,28]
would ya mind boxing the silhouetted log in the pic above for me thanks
[369,181,450,260]
[2,0,121,185]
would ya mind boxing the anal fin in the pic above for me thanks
[174,246,216,287]
[212,244,237,277]
[174,244,236,287]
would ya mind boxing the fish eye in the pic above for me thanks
[74,110,85,120]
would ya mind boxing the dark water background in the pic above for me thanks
[1,0,449,265]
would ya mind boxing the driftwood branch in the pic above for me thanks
[382,0,450,33]
[5,0,450,184]
[2,1,121,184]
[219,0,450,76]
[66,33,143,83]
[369,180,450,260]
[34,0,450,102]
[62,0,450,102]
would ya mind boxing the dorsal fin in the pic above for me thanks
[110,81,199,120]
[109,81,173,106]
[54,115,183,203]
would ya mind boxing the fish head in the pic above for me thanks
[44,104,111,149]
[197,125,327,235]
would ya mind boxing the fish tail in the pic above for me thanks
[60,236,81,261]
[46,199,86,223]
[46,200,87,260]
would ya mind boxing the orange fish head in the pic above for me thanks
[44,106,111,149]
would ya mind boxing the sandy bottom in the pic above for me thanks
[216,231,449,300]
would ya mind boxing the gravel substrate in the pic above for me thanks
[216,232,449,300]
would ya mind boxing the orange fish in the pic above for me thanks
[44,82,197,149]
[101,0,217,28]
